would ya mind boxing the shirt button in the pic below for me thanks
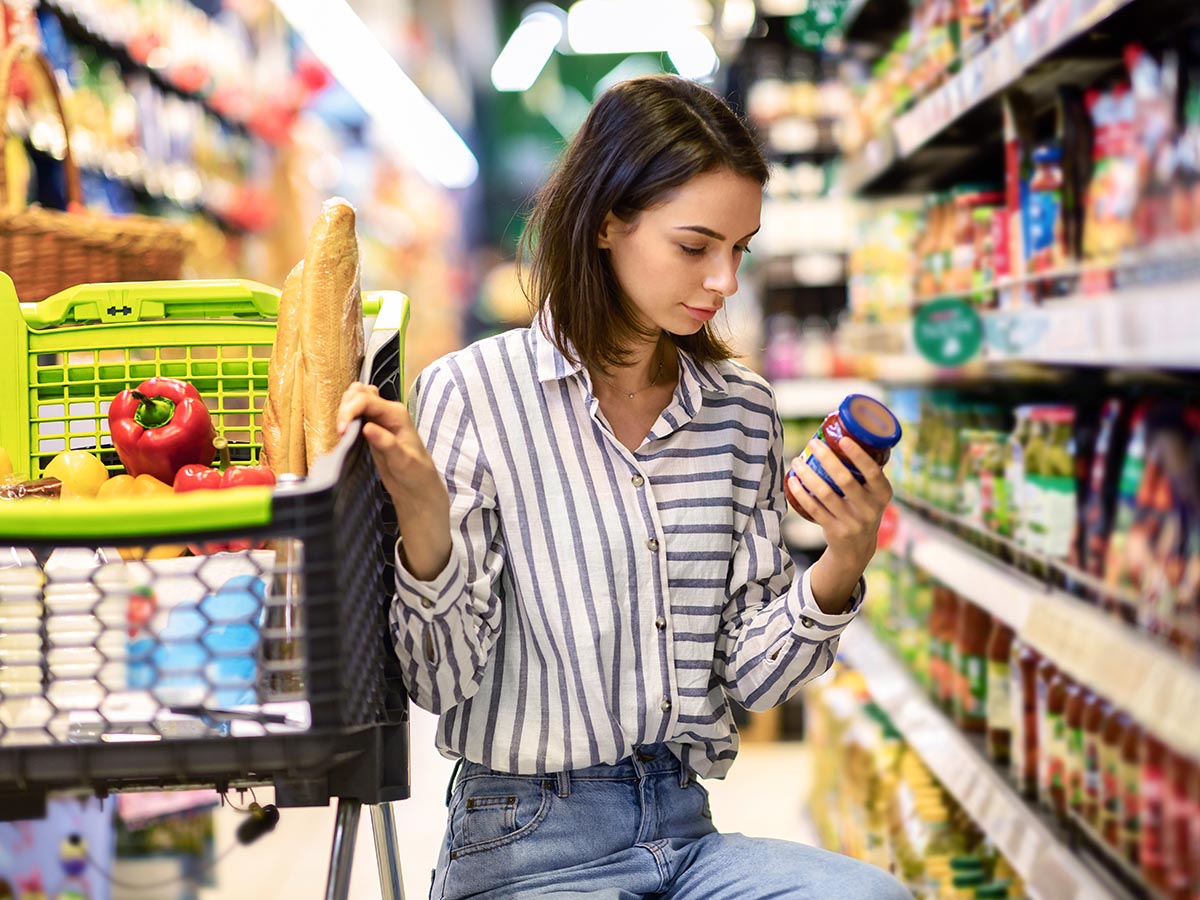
[799,616,814,628]
[660,698,672,712]
[655,616,666,630]
[646,538,660,553]
[631,474,645,487]
[421,598,435,610]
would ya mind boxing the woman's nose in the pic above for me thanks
[704,260,738,298]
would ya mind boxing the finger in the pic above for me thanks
[787,473,833,525]
[338,393,411,436]
[805,440,866,503]
[838,438,888,491]
[793,458,844,517]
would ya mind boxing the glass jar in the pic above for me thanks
[787,394,902,521]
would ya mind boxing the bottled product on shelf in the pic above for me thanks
[885,387,1200,656]
[864,550,1200,896]
[808,666,1033,899]
[846,23,1200,321]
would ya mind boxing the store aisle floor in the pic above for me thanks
[199,708,818,900]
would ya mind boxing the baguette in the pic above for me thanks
[262,260,306,475]
[300,198,364,464]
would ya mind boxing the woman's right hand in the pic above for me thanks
[337,382,452,580]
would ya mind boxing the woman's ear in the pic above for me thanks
[597,212,620,249]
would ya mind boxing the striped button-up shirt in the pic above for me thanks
[390,319,863,779]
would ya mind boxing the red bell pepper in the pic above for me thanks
[174,437,276,554]
[109,378,216,484]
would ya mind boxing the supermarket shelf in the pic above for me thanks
[893,500,1200,763]
[840,621,1132,900]
[772,378,882,420]
[838,276,1200,382]
[840,0,1140,194]
[986,279,1200,369]
[42,0,259,141]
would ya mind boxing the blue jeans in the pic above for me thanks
[431,743,911,899]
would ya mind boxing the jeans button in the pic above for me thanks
[655,616,666,630]
[660,697,672,712]
[631,474,645,487]
[646,538,660,553]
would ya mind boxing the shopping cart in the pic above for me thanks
[0,276,411,899]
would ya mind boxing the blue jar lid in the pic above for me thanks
[838,394,902,450]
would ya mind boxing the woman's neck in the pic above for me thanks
[597,335,674,394]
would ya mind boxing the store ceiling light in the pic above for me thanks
[566,0,709,55]
[492,7,565,92]
[719,0,757,41]
[668,29,718,81]
[271,0,478,189]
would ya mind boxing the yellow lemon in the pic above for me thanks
[43,450,110,499]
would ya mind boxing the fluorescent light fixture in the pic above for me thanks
[492,7,565,92]
[566,0,707,55]
[272,0,478,189]
[719,0,757,40]
[668,29,718,81]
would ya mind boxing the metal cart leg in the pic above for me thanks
[370,803,406,900]
[325,798,363,900]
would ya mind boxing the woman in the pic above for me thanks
[338,75,909,900]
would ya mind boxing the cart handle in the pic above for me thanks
[22,279,282,328]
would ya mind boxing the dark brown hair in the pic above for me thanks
[519,74,769,373]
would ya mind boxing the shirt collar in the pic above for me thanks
[529,311,729,396]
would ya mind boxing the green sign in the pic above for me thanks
[913,298,984,367]
[788,0,848,49]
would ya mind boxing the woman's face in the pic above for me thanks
[598,167,763,337]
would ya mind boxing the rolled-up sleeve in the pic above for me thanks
[713,402,863,712]
[389,360,506,713]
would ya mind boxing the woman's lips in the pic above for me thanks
[684,305,718,322]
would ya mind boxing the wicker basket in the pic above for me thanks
[0,39,190,301]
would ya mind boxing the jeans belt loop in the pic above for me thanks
[556,769,570,799]
[445,757,465,808]
[679,762,690,789]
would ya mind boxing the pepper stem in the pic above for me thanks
[214,436,232,473]
[131,391,177,429]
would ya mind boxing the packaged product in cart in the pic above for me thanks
[0,548,46,746]
[42,548,129,743]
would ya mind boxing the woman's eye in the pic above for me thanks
[735,245,751,256]
[680,245,705,256]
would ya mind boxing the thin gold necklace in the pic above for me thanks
[596,347,666,400]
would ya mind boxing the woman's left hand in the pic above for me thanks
[786,438,894,611]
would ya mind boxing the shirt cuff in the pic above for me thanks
[785,565,865,638]
[394,537,462,620]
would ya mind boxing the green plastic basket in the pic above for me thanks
[0,273,406,539]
